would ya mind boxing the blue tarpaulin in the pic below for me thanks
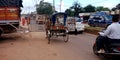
[92,12,112,20]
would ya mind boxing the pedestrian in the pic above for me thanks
[45,18,51,38]
[20,16,30,33]
[24,16,30,33]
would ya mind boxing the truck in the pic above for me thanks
[0,0,23,36]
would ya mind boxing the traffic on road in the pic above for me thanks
[0,0,120,60]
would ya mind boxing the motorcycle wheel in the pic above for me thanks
[93,43,99,55]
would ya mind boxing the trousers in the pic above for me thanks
[96,35,120,51]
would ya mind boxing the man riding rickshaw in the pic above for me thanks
[45,12,69,44]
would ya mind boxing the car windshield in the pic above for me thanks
[76,19,82,22]
[90,15,104,20]
[105,15,112,21]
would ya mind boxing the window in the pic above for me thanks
[76,19,82,22]
[92,17,102,20]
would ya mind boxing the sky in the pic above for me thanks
[21,0,120,14]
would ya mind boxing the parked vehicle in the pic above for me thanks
[88,12,112,27]
[66,17,85,33]
[0,0,23,36]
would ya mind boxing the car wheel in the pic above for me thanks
[80,31,83,34]
[75,29,77,35]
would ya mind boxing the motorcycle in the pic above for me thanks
[93,30,120,59]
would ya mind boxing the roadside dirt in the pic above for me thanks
[0,32,62,60]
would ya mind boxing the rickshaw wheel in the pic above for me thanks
[47,34,51,44]
[46,30,51,44]
[48,36,50,44]
[63,33,69,42]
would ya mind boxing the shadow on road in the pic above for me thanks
[0,34,21,43]
[68,31,83,35]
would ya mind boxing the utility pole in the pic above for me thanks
[60,0,62,12]
[53,0,55,12]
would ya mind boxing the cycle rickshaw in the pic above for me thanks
[45,12,69,44]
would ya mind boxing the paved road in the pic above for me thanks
[0,33,102,60]
[0,20,103,60]
[48,33,101,60]
[29,20,45,32]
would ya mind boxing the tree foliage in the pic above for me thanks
[65,9,74,16]
[36,1,53,15]
[84,5,95,12]
[96,6,110,11]
[116,3,120,9]
[70,2,83,17]
[65,2,110,17]
[65,2,119,17]
[111,7,117,11]
[65,1,83,17]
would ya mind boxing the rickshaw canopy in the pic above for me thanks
[51,12,67,26]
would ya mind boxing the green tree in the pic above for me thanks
[36,1,53,15]
[111,7,117,14]
[70,1,83,17]
[96,6,110,11]
[116,3,120,10]
[65,9,74,16]
[111,7,117,11]
[84,5,95,12]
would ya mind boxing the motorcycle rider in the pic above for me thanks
[96,16,120,53]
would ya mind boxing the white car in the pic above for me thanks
[66,17,85,33]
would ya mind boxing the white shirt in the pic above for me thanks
[99,22,120,39]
